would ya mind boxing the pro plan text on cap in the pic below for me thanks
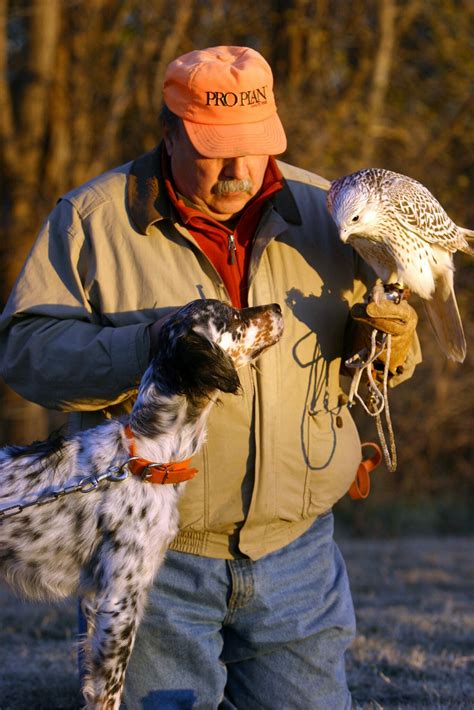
[163,46,287,158]
[205,85,268,108]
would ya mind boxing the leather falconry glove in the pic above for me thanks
[349,298,418,377]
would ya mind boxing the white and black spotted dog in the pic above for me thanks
[0,299,283,710]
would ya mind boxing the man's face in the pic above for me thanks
[164,122,269,222]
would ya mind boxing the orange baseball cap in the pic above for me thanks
[163,46,287,158]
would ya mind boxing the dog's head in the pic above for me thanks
[149,299,284,399]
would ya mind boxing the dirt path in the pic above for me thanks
[1,536,473,709]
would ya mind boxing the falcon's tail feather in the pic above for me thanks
[424,274,466,362]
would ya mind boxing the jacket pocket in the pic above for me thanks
[303,407,361,517]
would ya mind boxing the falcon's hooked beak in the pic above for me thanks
[330,215,350,242]
[339,226,353,243]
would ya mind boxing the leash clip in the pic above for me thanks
[79,465,130,493]
[106,462,131,482]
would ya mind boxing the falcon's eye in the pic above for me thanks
[352,215,360,223]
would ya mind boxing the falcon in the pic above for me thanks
[327,168,474,362]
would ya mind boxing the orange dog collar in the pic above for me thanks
[123,425,198,484]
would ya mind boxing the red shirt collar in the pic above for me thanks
[163,152,283,232]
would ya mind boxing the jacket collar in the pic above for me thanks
[127,143,301,236]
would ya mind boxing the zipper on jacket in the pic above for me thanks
[227,233,236,265]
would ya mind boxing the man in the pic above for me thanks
[0,46,419,709]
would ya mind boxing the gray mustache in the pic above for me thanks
[213,179,253,195]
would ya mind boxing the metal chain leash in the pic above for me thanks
[0,462,132,520]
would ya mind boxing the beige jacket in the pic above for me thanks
[0,147,420,559]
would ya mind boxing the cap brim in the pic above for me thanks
[182,113,287,158]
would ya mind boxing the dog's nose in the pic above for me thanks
[272,303,282,315]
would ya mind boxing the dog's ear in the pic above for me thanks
[156,332,241,397]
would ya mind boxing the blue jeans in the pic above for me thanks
[122,511,355,710]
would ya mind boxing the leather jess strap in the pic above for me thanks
[349,442,383,500]
[123,424,198,484]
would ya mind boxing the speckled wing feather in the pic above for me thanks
[385,173,467,251]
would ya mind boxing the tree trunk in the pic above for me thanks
[0,0,60,443]
[360,0,397,165]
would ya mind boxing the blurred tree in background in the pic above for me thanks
[0,0,472,530]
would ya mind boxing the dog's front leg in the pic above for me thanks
[80,530,153,710]
[80,496,174,709]
[81,584,148,710]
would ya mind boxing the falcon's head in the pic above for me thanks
[327,171,382,243]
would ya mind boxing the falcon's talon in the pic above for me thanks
[370,280,386,305]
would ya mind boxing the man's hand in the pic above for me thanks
[148,310,179,357]
[349,298,418,376]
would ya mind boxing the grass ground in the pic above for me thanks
[0,536,473,709]
[344,537,474,710]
